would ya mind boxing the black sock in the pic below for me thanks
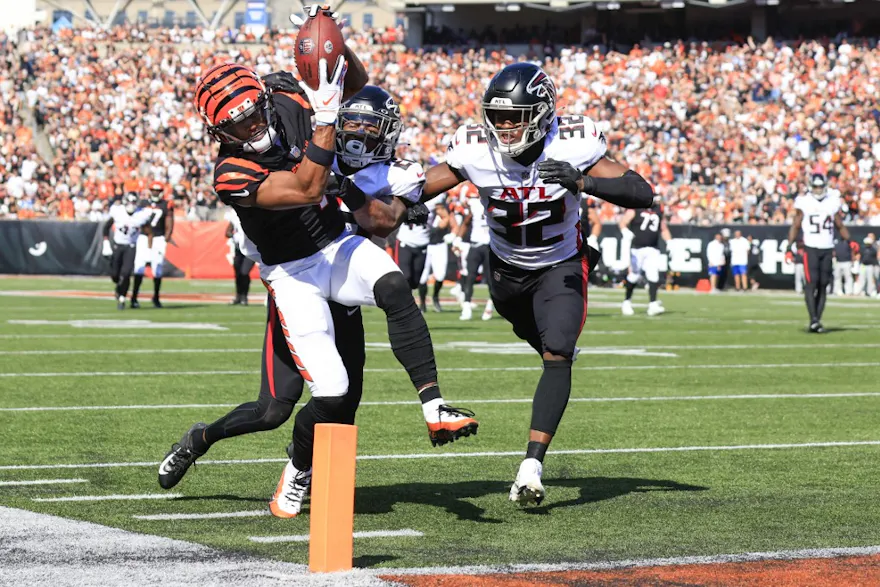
[648,282,658,303]
[804,284,819,323]
[624,280,636,301]
[202,399,293,448]
[418,384,442,404]
[375,273,439,389]
[132,275,143,299]
[816,283,828,320]
[153,277,162,299]
[526,440,549,463]
[418,283,428,305]
[433,280,443,300]
[530,360,572,436]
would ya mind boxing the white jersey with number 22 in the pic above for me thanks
[444,116,607,270]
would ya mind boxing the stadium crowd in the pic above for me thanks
[2,24,880,226]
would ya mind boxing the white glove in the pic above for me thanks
[301,56,347,126]
[443,233,456,244]
[586,235,599,250]
[102,239,113,257]
[289,4,339,27]
[621,228,634,241]
[452,236,463,249]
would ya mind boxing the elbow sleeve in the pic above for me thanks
[585,171,654,209]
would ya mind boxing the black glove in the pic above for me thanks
[261,71,306,95]
[537,159,582,194]
[404,202,430,225]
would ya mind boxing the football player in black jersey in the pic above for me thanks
[132,181,174,308]
[619,201,671,316]
[159,28,476,516]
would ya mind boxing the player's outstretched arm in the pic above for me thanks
[342,46,368,100]
[660,218,672,242]
[422,163,466,202]
[537,155,654,209]
[833,212,851,241]
[787,209,804,250]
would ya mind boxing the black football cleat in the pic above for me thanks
[432,297,443,313]
[158,423,207,489]
[426,405,478,447]
[229,296,242,305]
[152,297,163,309]
[130,299,140,309]
[809,322,825,334]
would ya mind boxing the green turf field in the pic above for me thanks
[2,278,880,570]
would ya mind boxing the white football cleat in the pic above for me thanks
[481,300,493,321]
[460,303,473,321]
[269,460,311,519]
[621,300,635,316]
[509,457,545,505]
[450,283,465,304]
[646,301,665,316]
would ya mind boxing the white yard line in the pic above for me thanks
[4,440,880,471]
[3,362,880,378]
[0,333,263,339]
[0,478,88,486]
[2,342,879,356]
[5,391,880,413]
[32,493,182,503]
[134,510,270,521]
[249,529,424,544]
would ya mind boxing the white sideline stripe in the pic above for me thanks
[3,342,880,356]
[4,362,879,378]
[382,545,880,576]
[0,478,88,486]
[249,529,424,544]
[32,493,182,503]
[134,510,270,521]
[0,333,263,339]
[6,391,880,412]
[4,440,880,471]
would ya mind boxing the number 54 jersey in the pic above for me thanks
[444,116,607,270]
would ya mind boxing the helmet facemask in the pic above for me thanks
[207,92,277,153]
[810,175,827,199]
[335,108,400,169]
[150,188,163,203]
[482,100,553,157]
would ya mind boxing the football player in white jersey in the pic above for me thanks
[787,173,851,333]
[102,193,153,310]
[424,63,654,505]
[456,190,494,320]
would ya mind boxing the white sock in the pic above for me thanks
[421,397,445,423]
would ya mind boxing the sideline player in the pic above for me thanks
[132,181,174,308]
[787,173,850,332]
[419,197,456,312]
[103,193,152,310]
[225,207,254,305]
[423,62,654,504]
[456,188,493,320]
[619,200,670,315]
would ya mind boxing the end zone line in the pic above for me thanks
[5,391,880,412]
[249,529,424,544]
[4,440,880,471]
[379,545,880,577]
[33,493,183,502]
[0,478,88,486]
[134,510,270,521]
[3,362,880,378]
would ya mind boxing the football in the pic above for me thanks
[294,10,345,91]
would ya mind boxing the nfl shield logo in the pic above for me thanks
[521,171,530,180]
[299,38,314,55]
[493,270,501,282]
[290,145,301,158]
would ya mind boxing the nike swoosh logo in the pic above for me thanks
[322,92,338,106]
[417,172,425,178]
[231,190,249,198]
[346,307,359,316]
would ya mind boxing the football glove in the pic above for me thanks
[301,56,347,126]
[537,159,582,195]
[289,4,339,27]
[785,251,794,264]
[102,239,113,257]
[403,202,429,225]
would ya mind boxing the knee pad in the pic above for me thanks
[626,273,640,284]
[260,400,293,430]
[310,395,348,424]
[374,271,412,310]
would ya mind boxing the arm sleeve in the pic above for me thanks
[213,157,270,204]
[389,161,426,204]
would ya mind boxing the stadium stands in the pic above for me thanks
[2,25,880,226]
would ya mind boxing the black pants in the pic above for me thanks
[233,247,255,301]
[488,250,589,359]
[396,243,427,290]
[464,243,491,302]
[110,244,136,298]
[802,246,833,324]
[202,296,365,458]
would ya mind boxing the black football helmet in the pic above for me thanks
[481,63,557,157]
[336,86,402,169]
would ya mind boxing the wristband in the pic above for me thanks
[340,180,367,211]
[305,142,335,167]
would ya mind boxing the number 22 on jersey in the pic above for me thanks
[488,187,565,247]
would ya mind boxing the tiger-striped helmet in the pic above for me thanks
[194,63,275,152]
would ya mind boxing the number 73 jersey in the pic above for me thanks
[445,116,607,269]
[794,192,844,250]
